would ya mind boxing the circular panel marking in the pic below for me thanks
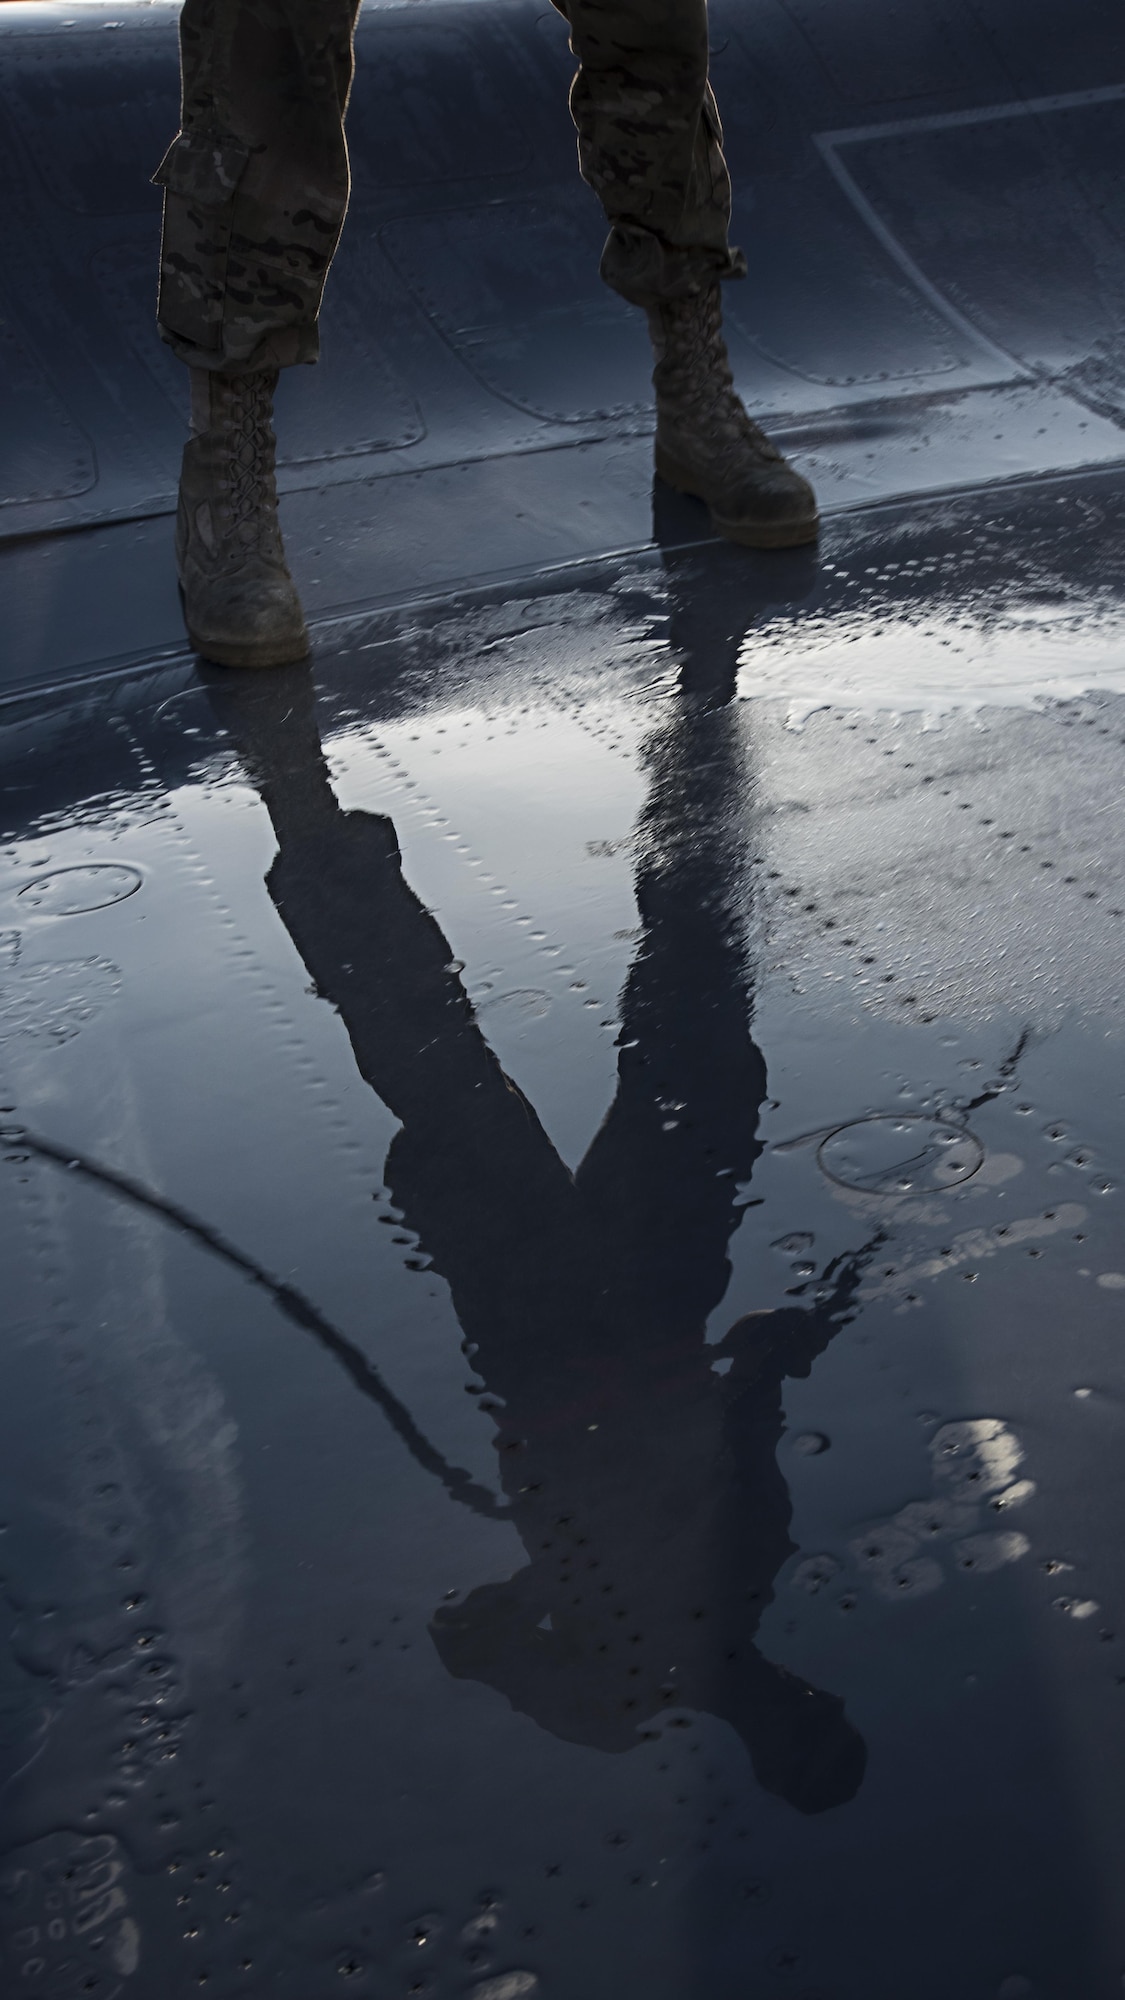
[817,1114,983,1195]
[17,865,143,915]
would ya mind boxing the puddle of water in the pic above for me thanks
[739,598,1125,727]
[3,544,1125,1998]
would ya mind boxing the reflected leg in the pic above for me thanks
[203,661,863,1808]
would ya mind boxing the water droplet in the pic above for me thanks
[792,1432,830,1456]
[878,1557,943,1599]
[478,989,550,1023]
[468,1977,540,2000]
[954,1531,1030,1573]
[894,1497,973,1540]
[850,1527,943,1599]
[462,1909,501,1951]
[792,1555,840,1594]
[767,1947,800,1973]
[0,956,120,1045]
[930,1420,1023,1500]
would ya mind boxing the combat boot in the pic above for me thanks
[648,286,818,549]
[176,368,309,669]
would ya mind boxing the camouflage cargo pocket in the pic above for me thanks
[153,126,252,353]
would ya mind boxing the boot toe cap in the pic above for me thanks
[711,464,819,547]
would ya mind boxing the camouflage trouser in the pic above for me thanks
[155,0,745,374]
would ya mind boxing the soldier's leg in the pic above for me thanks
[155,0,360,667]
[552,0,736,307]
[557,0,818,548]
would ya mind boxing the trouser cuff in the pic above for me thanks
[160,322,321,374]
[154,127,337,374]
[600,227,748,307]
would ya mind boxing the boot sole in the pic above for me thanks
[180,588,310,671]
[655,448,819,550]
[185,626,311,670]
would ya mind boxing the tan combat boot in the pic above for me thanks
[176,368,309,669]
[648,286,818,549]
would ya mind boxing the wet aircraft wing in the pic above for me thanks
[2,2,1125,1996]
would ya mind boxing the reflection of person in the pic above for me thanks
[202,560,865,1814]
[156,0,818,669]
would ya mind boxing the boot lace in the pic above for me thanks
[651,288,781,465]
[212,370,283,560]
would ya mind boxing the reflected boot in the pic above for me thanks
[175,368,309,670]
[647,287,818,549]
